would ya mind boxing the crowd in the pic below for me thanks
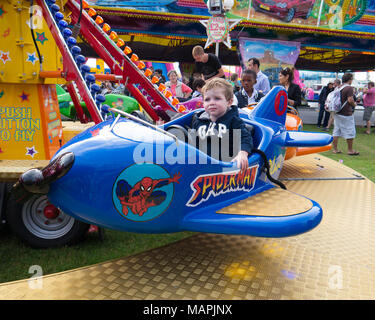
[316,74,375,156]
[95,44,372,157]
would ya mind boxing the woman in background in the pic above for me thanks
[279,67,302,108]
[165,70,192,100]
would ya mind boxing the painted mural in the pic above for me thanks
[87,0,375,34]
[228,0,368,30]
[238,38,300,87]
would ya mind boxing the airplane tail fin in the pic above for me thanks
[251,86,288,125]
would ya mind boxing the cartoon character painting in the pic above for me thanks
[112,163,181,222]
[116,173,181,217]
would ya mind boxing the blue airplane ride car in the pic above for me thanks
[13,87,332,238]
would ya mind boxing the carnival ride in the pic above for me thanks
[1,0,333,248]
[14,85,333,237]
[3,1,375,302]
[57,85,140,120]
[0,0,188,248]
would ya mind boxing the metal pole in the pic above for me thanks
[247,0,252,20]
[215,42,219,57]
[317,0,325,27]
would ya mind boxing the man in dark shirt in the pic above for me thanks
[317,82,334,129]
[332,73,359,155]
[192,45,225,81]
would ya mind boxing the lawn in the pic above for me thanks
[0,124,374,284]
[303,124,375,183]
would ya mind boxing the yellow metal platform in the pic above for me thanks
[0,121,93,182]
[62,121,94,143]
[217,188,313,217]
[1,154,374,300]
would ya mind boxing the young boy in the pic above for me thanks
[191,78,253,171]
[192,78,206,98]
[235,69,264,109]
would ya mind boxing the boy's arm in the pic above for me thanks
[232,150,249,172]
[238,120,254,155]
[230,117,254,172]
[238,122,254,171]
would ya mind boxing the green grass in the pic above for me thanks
[303,124,375,183]
[0,124,374,284]
[0,229,194,284]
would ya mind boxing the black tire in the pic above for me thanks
[5,184,89,248]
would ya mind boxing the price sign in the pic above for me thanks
[207,16,229,43]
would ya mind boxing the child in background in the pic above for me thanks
[192,78,206,98]
[235,69,264,109]
[229,73,241,93]
[191,78,253,171]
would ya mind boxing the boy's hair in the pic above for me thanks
[192,45,204,57]
[193,78,206,91]
[368,81,374,88]
[242,69,257,80]
[202,78,233,101]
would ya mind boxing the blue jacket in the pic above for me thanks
[191,106,253,162]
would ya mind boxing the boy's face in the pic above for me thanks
[241,74,256,92]
[203,87,232,121]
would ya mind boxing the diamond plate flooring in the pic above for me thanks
[1,154,374,300]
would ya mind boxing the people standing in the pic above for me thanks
[278,67,302,108]
[247,57,271,95]
[192,45,225,81]
[362,81,375,135]
[317,82,334,129]
[325,79,341,131]
[332,72,359,155]
[165,70,192,100]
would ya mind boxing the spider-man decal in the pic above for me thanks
[116,172,181,217]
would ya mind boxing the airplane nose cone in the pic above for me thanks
[12,152,75,203]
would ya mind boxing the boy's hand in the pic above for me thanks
[232,150,249,172]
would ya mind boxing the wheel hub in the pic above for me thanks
[43,204,60,220]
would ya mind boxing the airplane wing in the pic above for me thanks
[181,187,322,237]
[285,131,332,147]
